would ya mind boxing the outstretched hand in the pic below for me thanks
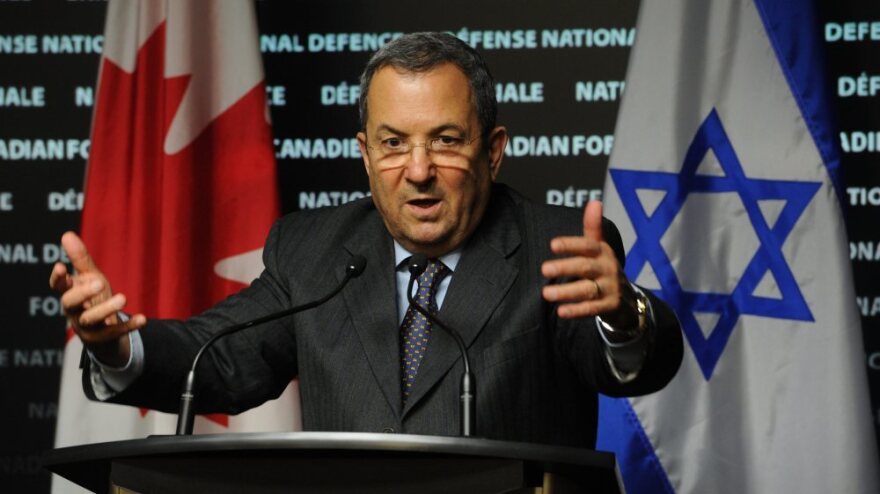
[541,201,637,328]
[49,231,145,366]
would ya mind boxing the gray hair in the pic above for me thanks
[358,32,497,138]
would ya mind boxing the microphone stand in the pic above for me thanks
[406,254,476,437]
[175,255,367,435]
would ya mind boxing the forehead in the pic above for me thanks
[366,63,477,132]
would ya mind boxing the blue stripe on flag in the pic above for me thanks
[752,0,843,196]
[597,396,674,494]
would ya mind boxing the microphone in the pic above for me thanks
[175,254,367,435]
[407,254,476,437]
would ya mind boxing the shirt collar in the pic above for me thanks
[393,241,461,273]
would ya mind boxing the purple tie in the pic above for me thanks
[400,259,449,403]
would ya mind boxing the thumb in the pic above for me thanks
[61,231,99,274]
[583,200,604,243]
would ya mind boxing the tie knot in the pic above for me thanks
[417,259,449,291]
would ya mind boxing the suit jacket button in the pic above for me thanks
[382,427,396,433]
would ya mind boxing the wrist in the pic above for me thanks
[89,336,131,368]
[599,285,649,344]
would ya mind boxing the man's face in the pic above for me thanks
[357,63,507,257]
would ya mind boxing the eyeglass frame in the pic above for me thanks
[364,133,482,163]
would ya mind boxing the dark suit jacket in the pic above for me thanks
[86,183,683,448]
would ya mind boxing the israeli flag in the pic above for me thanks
[599,0,880,492]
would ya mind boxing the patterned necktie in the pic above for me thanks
[400,258,450,402]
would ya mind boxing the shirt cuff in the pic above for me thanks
[87,329,145,400]
[595,285,655,383]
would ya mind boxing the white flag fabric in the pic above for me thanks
[53,1,296,492]
[598,0,880,492]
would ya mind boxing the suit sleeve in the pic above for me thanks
[82,220,300,414]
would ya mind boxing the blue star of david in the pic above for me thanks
[610,108,821,380]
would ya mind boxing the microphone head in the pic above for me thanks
[408,253,428,277]
[347,255,367,277]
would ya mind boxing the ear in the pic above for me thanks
[486,126,508,181]
[357,131,372,178]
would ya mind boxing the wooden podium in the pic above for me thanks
[44,432,623,493]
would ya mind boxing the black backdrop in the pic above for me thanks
[0,1,877,491]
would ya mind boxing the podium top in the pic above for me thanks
[45,431,620,493]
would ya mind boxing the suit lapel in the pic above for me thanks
[340,211,402,418]
[402,191,521,416]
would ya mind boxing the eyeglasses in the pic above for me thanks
[367,134,480,167]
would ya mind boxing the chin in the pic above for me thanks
[402,226,454,251]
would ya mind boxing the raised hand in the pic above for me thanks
[541,201,637,328]
[49,231,146,366]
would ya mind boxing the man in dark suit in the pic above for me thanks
[51,32,682,447]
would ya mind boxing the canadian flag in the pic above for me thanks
[53,1,298,491]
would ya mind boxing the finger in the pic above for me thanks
[583,200,604,243]
[61,231,99,274]
[549,236,603,257]
[541,256,602,280]
[61,278,106,315]
[49,262,72,292]
[78,293,127,327]
[76,314,147,346]
[556,299,617,319]
[543,278,604,303]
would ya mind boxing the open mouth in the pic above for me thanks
[406,197,442,217]
[408,198,441,209]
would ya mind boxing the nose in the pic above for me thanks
[403,144,435,184]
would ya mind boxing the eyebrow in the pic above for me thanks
[374,124,407,137]
[373,123,468,137]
